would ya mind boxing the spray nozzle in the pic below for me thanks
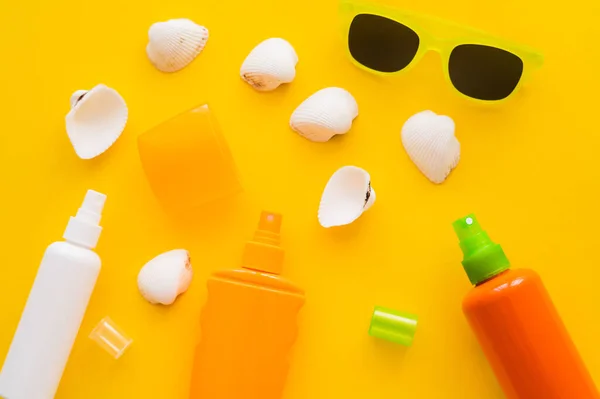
[242,211,285,274]
[76,190,107,225]
[82,190,106,215]
[258,212,282,235]
[453,214,510,286]
[453,214,482,241]
[63,190,107,249]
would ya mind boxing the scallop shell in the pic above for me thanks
[318,166,375,228]
[137,249,193,305]
[65,84,128,159]
[146,19,209,73]
[290,87,358,142]
[240,38,298,91]
[401,110,460,184]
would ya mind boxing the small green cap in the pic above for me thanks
[369,306,418,346]
[452,214,510,285]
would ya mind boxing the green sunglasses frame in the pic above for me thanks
[339,0,544,103]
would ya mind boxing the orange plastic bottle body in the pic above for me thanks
[463,268,599,399]
[189,268,305,399]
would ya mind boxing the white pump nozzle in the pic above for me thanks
[63,190,107,249]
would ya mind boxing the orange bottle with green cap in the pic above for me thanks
[453,214,599,399]
[188,211,305,399]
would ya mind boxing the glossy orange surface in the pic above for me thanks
[463,269,599,399]
[137,104,241,214]
[188,212,305,399]
[188,268,305,399]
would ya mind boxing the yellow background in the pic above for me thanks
[1,0,599,397]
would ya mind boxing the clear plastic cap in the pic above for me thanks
[89,317,132,359]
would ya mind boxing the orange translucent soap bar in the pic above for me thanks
[138,105,241,213]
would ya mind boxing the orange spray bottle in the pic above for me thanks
[188,211,305,399]
[454,214,599,399]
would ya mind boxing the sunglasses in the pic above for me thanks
[340,0,544,102]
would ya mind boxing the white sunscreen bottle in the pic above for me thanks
[0,189,106,399]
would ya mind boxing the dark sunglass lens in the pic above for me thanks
[449,44,524,101]
[348,14,420,73]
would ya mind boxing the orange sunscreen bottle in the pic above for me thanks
[188,211,305,399]
[454,214,599,399]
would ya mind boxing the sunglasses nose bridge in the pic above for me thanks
[424,36,445,55]
[420,43,444,63]
[419,42,447,70]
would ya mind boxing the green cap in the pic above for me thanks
[452,214,510,285]
[369,306,418,346]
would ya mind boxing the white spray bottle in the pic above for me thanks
[0,189,107,399]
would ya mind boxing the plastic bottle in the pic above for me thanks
[453,214,599,399]
[188,211,305,399]
[0,190,107,399]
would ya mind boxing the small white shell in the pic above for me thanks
[137,249,193,305]
[290,87,358,142]
[146,19,209,73]
[240,38,298,91]
[401,110,460,184]
[318,166,375,228]
[69,90,88,109]
[65,84,128,159]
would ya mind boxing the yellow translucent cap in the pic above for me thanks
[138,104,242,215]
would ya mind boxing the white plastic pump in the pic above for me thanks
[63,189,106,248]
[0,189,107,399]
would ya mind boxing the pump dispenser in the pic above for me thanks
[453,214,510,285]
[0,190,106,399]
[63,189,105,248]
[188,211,305,399]
[455,214,599,399]
[241,212,284,274]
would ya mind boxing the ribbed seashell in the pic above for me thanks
[137,249,193,305]
[290,87,358,142]
[240,38,298,91]
[146,19,209,73]
[65,84,128,159]
[318,166,375,228]
[401,110,460,184]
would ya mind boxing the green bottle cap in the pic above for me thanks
[452,214,510,285]
[369,306,418,346]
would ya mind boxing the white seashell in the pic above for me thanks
[65,84,128,159]
[290,87,358,142]
[240,38,298,91]
[318,166,375,228]
[146,19,209,73]
[69,90,88,109]
[401,110,460,184]
[137,249,193,305]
